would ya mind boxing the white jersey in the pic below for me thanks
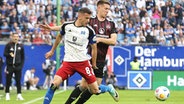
[60,21,96,62]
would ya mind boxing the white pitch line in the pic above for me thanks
[22,90,66,104]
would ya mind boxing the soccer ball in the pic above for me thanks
[155,86,170,101]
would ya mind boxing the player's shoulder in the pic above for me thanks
[106,17,115,23]
[86,24,94,31]
[63,21,74,25]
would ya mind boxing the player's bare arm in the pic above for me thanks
[91,43,98,69]
[45,34,62,59]
[40,23,61,31]
[96,33,117,45]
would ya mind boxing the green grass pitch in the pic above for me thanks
[0,89,183,104]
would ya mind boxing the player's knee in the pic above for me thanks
[78,84,87,91]
[53,75,63,87]
[90,88,99,94]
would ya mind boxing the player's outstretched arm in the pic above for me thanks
[45,34,62,59]
[97,33,117,45]
[40,23,61,31]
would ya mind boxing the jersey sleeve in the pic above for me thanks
[60,23,67,36]
[111,21,118,34]
[88,26,96,44]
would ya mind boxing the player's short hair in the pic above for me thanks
[97,0,110,6]
[78,7,92,15]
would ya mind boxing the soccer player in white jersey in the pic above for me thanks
[42,7,118,104]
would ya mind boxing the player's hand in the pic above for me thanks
[45,51,54,59]
[92,66,98,70]
[10,52,14,57]
[39,23,51,31]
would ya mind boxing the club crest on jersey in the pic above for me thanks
[81,31,86,35]
[10,47,14,51]
[99,28,105,34]
[72,36,77,42]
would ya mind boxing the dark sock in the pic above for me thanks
[65,86,82,104]
[75,89,92,104]
[43,83,57,104]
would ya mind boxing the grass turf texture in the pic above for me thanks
[0,89,183,104]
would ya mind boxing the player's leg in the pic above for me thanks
[43,75,62,104]
[75,80,101,104]
[65,77,88,104]
[5,68,13,100]
[44,61,75,104]
[76,62,119,103]
[14,69,24,100]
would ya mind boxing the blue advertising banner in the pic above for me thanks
[0,45,183,87]
[112,46,184,75]
[111,46,184,86]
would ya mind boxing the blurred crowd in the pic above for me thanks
[0,0,184,46]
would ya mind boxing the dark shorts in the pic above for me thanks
[94,62,106,78]
[56,60,96,84]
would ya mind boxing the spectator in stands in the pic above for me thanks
[0,0,183,46]
[37,12,46,24]
[156,29,166,45]
[164,24,175,46]
[0,21,10,38]
[129,7,140,25]
[136,0,146,10]
[24,67,39,90]
[42,30,52,45]
[17,0,27,15]
[125,22,135,42]
[141,12,151,26]
[121,36,130,46]
[32,29,44,44]
[168,9,177,28]
[45,4,52,19]
[135,27,144,42]
[27,0,36,16]
[175,3,183,25]
[9,10,19,27]
[174,24,182,37]
[20,11,29,24]
[72,2,80,19]
[152,5,162,25]
[112,7,121,24]
[139,6,147,19]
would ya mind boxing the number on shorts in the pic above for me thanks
[85,67,92,76]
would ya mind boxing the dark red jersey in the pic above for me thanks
[89,16,117,62]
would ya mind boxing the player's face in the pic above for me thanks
[12,34,19,43]
[97,4,110,18]
[79,13,91,26]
